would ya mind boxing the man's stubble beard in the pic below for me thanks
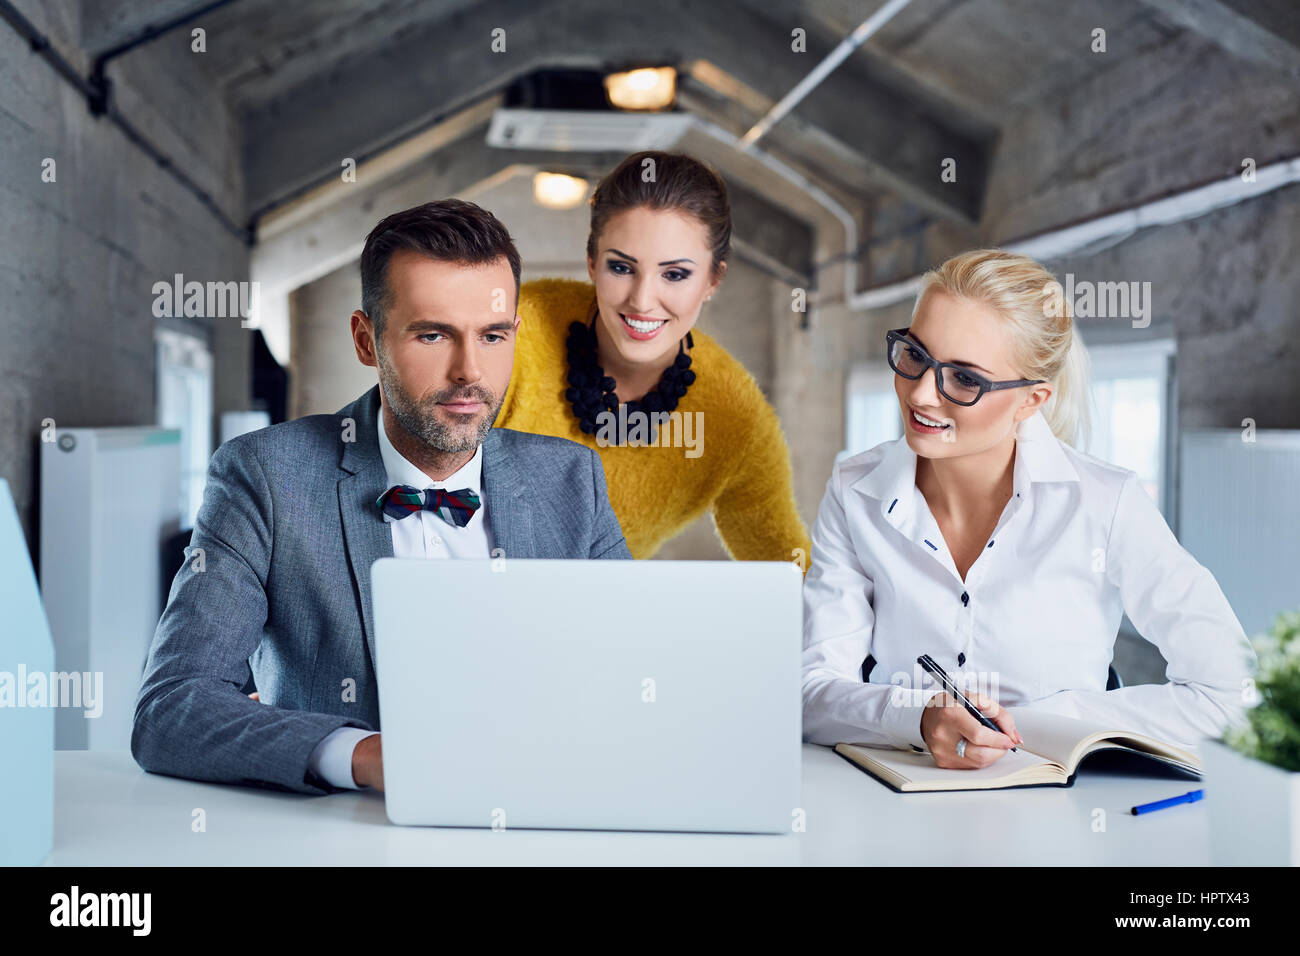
[376,347,505,455]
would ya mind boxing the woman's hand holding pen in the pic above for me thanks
[920,692,1023,769]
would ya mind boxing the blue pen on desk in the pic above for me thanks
[916,654,1018,752]
[1130,790,1204,815]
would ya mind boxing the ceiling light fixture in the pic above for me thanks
[604,66,676,111]
[533,171,589,209]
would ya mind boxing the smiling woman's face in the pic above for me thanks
[895,289,1050,460]
[586,206,722,372]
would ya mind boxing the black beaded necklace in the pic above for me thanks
[564,298,696,439]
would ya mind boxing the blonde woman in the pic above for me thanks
[801,249,1255,767]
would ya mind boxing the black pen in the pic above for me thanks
[916,654,1018,752]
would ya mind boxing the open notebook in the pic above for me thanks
[834,707,1202,793]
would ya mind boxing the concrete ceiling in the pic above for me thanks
[75,0,1300,271]
[79,0,995,218]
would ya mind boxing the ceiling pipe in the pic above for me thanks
[738,0,912,150]
[692,118,859,327]
[848,155,1300,311]
[724,0,910,319]
[88,0,242,116]
[0,0,251,243]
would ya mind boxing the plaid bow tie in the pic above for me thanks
[377,484,482,528]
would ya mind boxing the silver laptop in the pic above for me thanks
[371,558,802,833]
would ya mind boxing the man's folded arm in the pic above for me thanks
[131,436,375,795]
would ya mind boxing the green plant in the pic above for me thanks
[1223,609,1300,772]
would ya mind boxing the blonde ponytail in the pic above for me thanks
[912,249,1091,447]
[1040,323,1091,448]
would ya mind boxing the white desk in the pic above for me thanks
[44,746,1208,866]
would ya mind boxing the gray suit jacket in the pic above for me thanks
[132,384,631,794]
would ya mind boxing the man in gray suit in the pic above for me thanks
[133,200,631,795]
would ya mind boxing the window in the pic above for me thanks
[843,363,901,460]
[1083,340,1175,516]
[155,329,213,529]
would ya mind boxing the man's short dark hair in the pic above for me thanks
[359,199,522,338]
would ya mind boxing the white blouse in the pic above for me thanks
[801,410,1257,752]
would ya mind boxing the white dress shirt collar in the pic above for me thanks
[850,410,1079,516]
[375,407,483,521]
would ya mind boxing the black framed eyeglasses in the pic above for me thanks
[885,328,1044,407]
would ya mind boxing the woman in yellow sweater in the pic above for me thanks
[494,150,810,563]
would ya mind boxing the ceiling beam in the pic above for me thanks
[728,180,816,282]
[1138,0,1300,74]
[236,0,991,222]
[254,125,623,290]
[78,0,224,56]
[253,121,812,293]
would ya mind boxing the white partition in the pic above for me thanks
[40,427,181,750]
[1179,428,1300,637]
[0,478,55,864]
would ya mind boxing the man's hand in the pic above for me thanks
[352,733,384,790]
[920,692,1022,769]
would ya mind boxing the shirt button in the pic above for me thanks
[432,537,442,546]
[961,591,969,606]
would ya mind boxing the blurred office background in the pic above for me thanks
[3,0,1298,741]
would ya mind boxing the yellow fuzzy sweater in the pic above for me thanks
[494,278,811,564]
